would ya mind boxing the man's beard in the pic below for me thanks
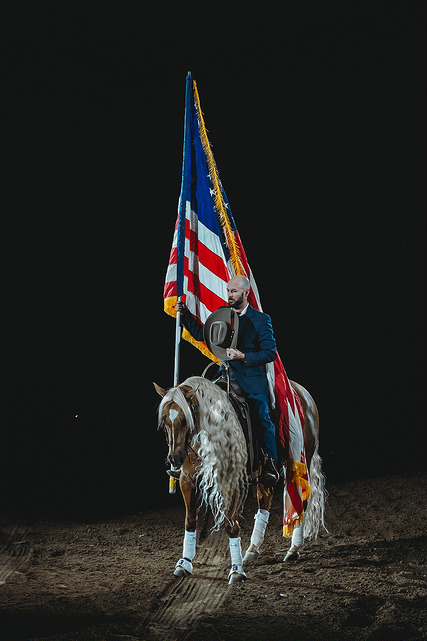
[228,294,245,309]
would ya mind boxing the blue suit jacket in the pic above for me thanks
[182,305,277,396]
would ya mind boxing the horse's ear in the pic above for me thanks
[153,382,167,397]
[182,384,199,402]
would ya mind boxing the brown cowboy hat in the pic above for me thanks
[203,307,239,361]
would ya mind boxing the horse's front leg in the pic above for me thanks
[243,483,274,564]
[226,517,247,585]
[173,470,198,578]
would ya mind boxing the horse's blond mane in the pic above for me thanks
[160,376,248,530]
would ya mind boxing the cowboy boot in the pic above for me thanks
[260,457,279,487]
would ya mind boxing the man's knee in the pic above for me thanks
[248,394,271,422]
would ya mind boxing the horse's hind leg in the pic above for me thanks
[282,381,327,563]
[283,515,305,561]
[173,474,198,578]
[243,484,274,564]
[282,457,305,562]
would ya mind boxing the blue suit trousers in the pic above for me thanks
[247,393,278,464]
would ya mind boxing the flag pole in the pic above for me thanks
[173,296,181,386]
[173,71,193,387]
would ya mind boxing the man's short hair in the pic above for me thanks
[238,276,251,291]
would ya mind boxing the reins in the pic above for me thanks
[201,360,231,396]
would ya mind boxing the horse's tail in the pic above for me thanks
[303,444,327,540]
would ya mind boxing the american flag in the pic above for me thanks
[164,73,309,536]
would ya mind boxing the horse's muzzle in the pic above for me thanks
[167,430,190,468]
[168,450,186,468]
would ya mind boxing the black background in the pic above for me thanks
[3,4,425,519]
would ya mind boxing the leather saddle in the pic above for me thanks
[212,372,261,485]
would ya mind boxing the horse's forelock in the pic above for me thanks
[158,385,195,433]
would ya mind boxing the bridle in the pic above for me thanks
[163,395,199,463]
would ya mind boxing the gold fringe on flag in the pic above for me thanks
[182,328,220,363]
[291,460,311,502]
[193,80,245,278]
[282,460,311,538]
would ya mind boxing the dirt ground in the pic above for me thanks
[0,473,426,641]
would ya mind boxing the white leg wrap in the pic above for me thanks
[291,517,304,549]
[283,516,305,562]
[229,537,244,572]
[174,530,197,577]
[182,529,197,561]
[250,509,270,548]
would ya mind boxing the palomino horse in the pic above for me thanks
[154,376,326,584]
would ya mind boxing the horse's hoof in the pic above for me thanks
[243,544,260,564]
[283,546,301,562]
[173,558,193,577]
[228,564,247,585]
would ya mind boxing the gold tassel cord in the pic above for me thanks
[192,81,244,277]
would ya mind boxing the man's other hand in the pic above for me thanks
[226,348,246,361]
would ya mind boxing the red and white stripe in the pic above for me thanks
[164,201,260,323]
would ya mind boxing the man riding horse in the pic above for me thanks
[174,274,280,487]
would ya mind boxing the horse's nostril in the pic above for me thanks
[169,453,184,467]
